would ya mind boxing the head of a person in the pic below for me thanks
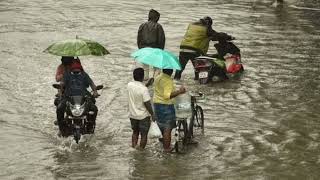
[162,69,173,76]
[70,61,83,72]
[148,9,160,22]
[200,16,213,27]
[133,67,144,82]
[61,56,74,66]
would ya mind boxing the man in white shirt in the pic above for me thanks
[127,68,155,149]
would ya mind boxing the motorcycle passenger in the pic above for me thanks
[55,56,74,82]
[54,56,82,106]
[174,16,234,80]
[56,61,99,135]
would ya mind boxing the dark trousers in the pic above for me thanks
[56,98,67,132]
[87,100,98,123]
[174,51,200,80]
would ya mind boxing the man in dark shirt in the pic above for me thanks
[137,9,165,80]
[214,35,240,60]
[137,9,165,49]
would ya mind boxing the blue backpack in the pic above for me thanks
[67,72,88,96]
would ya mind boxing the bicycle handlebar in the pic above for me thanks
[189,91,204,98]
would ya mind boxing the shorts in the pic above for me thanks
[130,117,151,136]
[154,103,176,131]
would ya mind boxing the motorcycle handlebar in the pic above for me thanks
[96,85,103,90]
[53,84,103,98]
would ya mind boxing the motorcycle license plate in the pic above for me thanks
[199,71,208,78]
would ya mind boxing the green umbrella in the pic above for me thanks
[44,37,110,56]
[131,48,181,70]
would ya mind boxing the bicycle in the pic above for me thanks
[174,92,204,153]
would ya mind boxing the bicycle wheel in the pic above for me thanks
[175,120,188,153]
[189,115,195,138]
[194,105,204,130]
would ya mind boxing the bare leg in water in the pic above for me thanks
[132,130,148,149]
[162,129,173,152]
[132,130,139,148]
[139,134,148,149]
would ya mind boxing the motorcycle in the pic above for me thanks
[53,84,103,143]
[194,40,244,84]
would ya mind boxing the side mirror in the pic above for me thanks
[52,84,61,89]
[96,85,103,90]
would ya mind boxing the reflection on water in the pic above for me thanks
[0,0,320,179]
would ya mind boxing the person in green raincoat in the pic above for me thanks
[174,16,234,80]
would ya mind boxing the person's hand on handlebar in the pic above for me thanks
[179,86,186,94]
[93,91,100,98]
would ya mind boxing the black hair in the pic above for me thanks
[61,56,74,65]
[133,68,144,81]
[200,16,213,27]
[162,69,173,76]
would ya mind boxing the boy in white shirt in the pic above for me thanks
[127,68,155,149]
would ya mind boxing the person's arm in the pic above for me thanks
[145,78,154,87]
[137,24,143,49]
[142,87,156,121]
[161,79,186,100]
[170,86,186,99]
[59,73,68,96]
[86,73,99,97]
[55,64,64,82]
[144,101,156,122]
[207,26,220,41]
[158,25,165,49]
[212,32,234,42]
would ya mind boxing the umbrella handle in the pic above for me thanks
[152,67,161,78]
[152,69,156,78]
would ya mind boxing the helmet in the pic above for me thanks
[201,16,213,26]
[70,61,83,71]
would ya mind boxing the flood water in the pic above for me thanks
[0,0,320,179]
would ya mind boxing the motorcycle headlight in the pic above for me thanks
[71,104,85,117]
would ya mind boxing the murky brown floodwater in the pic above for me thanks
[0,0,320,179]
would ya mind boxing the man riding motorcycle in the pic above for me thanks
[56,61,99,135]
